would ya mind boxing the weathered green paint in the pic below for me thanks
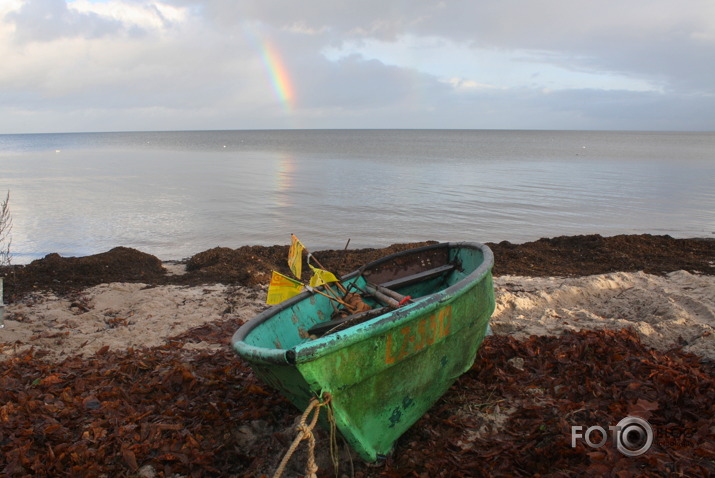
[232,242,495,461]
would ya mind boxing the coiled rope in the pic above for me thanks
[272,393,333,478]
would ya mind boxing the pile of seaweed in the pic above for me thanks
[2,234,713,301]
[1,328,713,477]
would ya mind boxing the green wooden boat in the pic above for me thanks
[231,241,495,461]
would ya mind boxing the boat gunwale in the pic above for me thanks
[231,241,494,366]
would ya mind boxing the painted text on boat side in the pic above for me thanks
[384,306,453,364]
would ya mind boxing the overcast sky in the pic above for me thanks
[1,0,714,133]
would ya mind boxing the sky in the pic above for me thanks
[1,0,714,133]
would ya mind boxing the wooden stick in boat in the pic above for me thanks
[307,285,353,309]
[305,250,349,295]
[296,237,356,311]
[320,282,353,309]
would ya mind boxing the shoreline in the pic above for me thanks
[9,232,715,268]
[1,233,713,302]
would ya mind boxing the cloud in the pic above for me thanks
[0,0,714,132]
[1,1,252,105]
[6,0,124,41]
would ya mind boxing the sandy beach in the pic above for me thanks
[0,234,713,477]
[2,269,714,363]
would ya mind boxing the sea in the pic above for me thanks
[0,129,713,264]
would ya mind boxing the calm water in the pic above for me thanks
[1,129,714,264]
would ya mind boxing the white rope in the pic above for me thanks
[272,393,332,478]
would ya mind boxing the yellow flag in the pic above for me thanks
[288,234,304,278]
[266,271,304,305]
[308,264,339,288]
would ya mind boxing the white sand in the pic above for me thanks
[0,282,269,361]
[491,270,715,360]
[1,269,713,362]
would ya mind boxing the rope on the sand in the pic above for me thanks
[327,400,340,476]
[272,392,333,478]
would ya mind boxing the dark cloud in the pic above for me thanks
[292,54,439,109]
[6,0,125,42]
[530,88,715,131]
[174,0,438,40]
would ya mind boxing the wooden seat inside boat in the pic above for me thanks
[378,263,456,289]
[307,306,390,337]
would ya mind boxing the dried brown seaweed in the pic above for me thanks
[2,328,713,477]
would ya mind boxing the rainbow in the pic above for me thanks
[258,39,295,112]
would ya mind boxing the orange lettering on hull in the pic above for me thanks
[384,306,453,364]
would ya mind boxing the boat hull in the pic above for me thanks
[232,242,495,461]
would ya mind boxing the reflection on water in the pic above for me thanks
[274,153,296,210]
[0,130,713,263]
